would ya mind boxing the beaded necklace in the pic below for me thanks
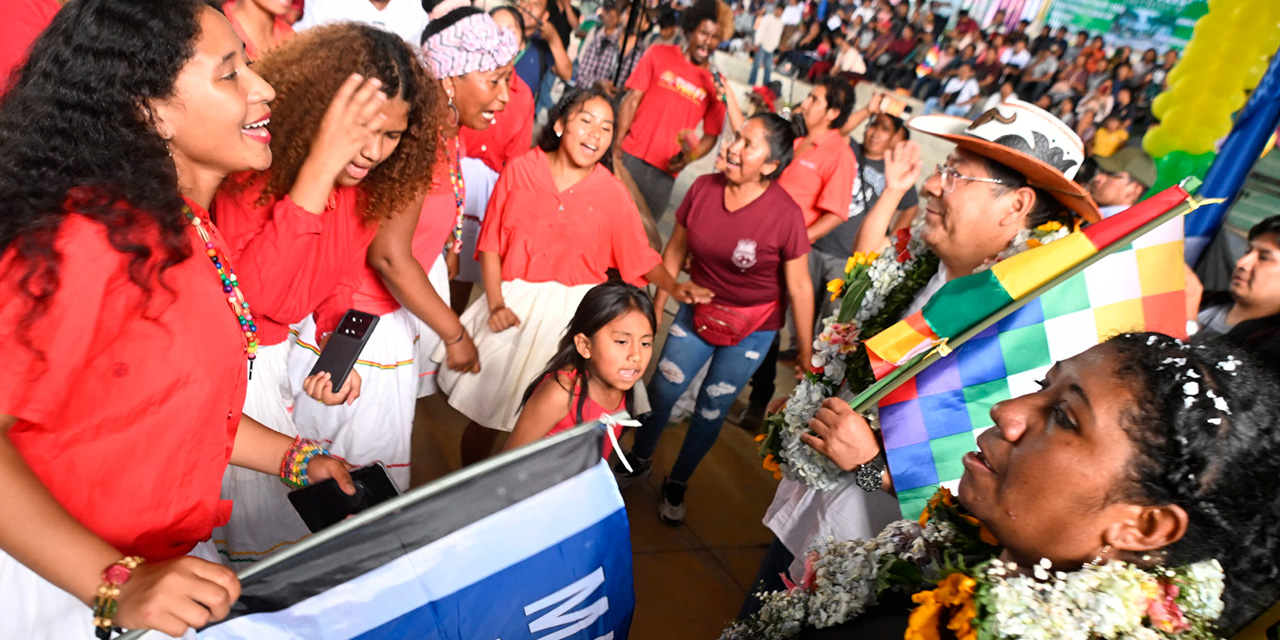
[447,135,465,255]
[184,205,259,376]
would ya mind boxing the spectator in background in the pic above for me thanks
[1032,25,1069,55]
[1088,146,1155,217]
[1077,78,1115,124]
[973,45,1003,92]
[295,0,427,46]
[646,8,683,48]
[985,8,1007,35]
[613,0,726,220]
[1194,216,1280,339]
[980,78,1018,112]
[750,4,785,86]
[1047,53,1089,102]
[953,9,978,36]
[1053,96,1077,128]
[832,33,867,78]
[573,0,639,95]
[779,0,804,50]
[1018,44,1059,102]
[925,61,980,116]
[1064,30,1088,61]
[1132,47,1159,78]
[1082,34,1107,73]
[853,0,876,26]
[1090,113,1129,158]
[998,36,1031,73]
[512,0,573,111]
[1151,49,1179,86]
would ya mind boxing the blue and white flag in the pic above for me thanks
[130,424,635,640]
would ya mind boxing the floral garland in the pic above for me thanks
[721,488,1226,640]
[758,219,1072,490]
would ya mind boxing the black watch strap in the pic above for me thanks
[853,452,886,492]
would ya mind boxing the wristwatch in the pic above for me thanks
[853,452,886,492]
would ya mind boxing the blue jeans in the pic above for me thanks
[749,47,774,86]
[631,305,777,484]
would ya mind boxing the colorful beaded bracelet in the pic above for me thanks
[280,436,330,489]
[93,555,145,640]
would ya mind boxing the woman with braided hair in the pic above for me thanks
[757,333,1280,639]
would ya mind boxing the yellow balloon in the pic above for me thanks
[1243,56,1271,89]
[1151,92,1175,120]
[1143,127,1179,159]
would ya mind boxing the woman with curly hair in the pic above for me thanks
[285,0,516,483]
[0,1,353,637]
[441,88,713,465]
[211,22,445,564]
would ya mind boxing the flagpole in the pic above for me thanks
[850,193,1221,413]
[1183,44,1280,265]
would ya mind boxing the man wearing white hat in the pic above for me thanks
[742,99,1101,617]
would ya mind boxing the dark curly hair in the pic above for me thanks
[242,23,443,221]
[1107,332,1280,635]
[537,87,616,173]
[681,0,719,34]
[0,0,221,355]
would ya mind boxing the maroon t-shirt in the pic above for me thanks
[676,173,809,330]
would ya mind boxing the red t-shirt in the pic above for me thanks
[477,148,661,286]
[0,0,59,93]
[460,74,535,174]
[344,139,463,316]
[621,45,726,176]
[676,173,809,330]
[776,130,858,228]
[212,177,379,345]
[222,0,295,61]
[0,201,247,560]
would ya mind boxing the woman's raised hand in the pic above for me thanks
[113,557,240,638]
[306,75,388,180]
[883,140,923,194]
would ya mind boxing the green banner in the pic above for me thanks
[1046,0,1206,52]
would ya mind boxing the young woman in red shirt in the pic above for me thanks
[617,113,816,526]
[439,88,713,465]
[0,1,352,637]
[211,23,444,565]
[286,0,516,485]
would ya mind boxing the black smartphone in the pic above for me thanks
[287,463,401,533]
[308,309,379,393]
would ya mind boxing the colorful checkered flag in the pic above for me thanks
[853,186,1212,519]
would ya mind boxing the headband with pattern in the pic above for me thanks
[422,11,519,79]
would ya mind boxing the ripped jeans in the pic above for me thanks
[631,304,777,484]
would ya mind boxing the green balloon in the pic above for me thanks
[1147,151,1218,195]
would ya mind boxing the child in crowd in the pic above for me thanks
[504,281,657,458]
[439,88,712,465]
[1092,113,1130,157]
[211,23,443,564]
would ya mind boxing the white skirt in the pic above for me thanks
[0,541,219,640]
[413,253,452,398]
[287,307,422,491]
[435,279,596,432]
[213,341,313,565]
[456,158,499,284]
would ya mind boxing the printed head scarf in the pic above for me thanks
[421,2,518,80]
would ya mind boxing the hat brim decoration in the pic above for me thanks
[908,99,1101,223]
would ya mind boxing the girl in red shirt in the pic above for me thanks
[504,281,657,459]
[0,2,351,637]
[438,87,713,465]
[287,2,516,485]
[211,23,443,565]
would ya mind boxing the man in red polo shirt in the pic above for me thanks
[744,75,857,425]
[612,0,726,220]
